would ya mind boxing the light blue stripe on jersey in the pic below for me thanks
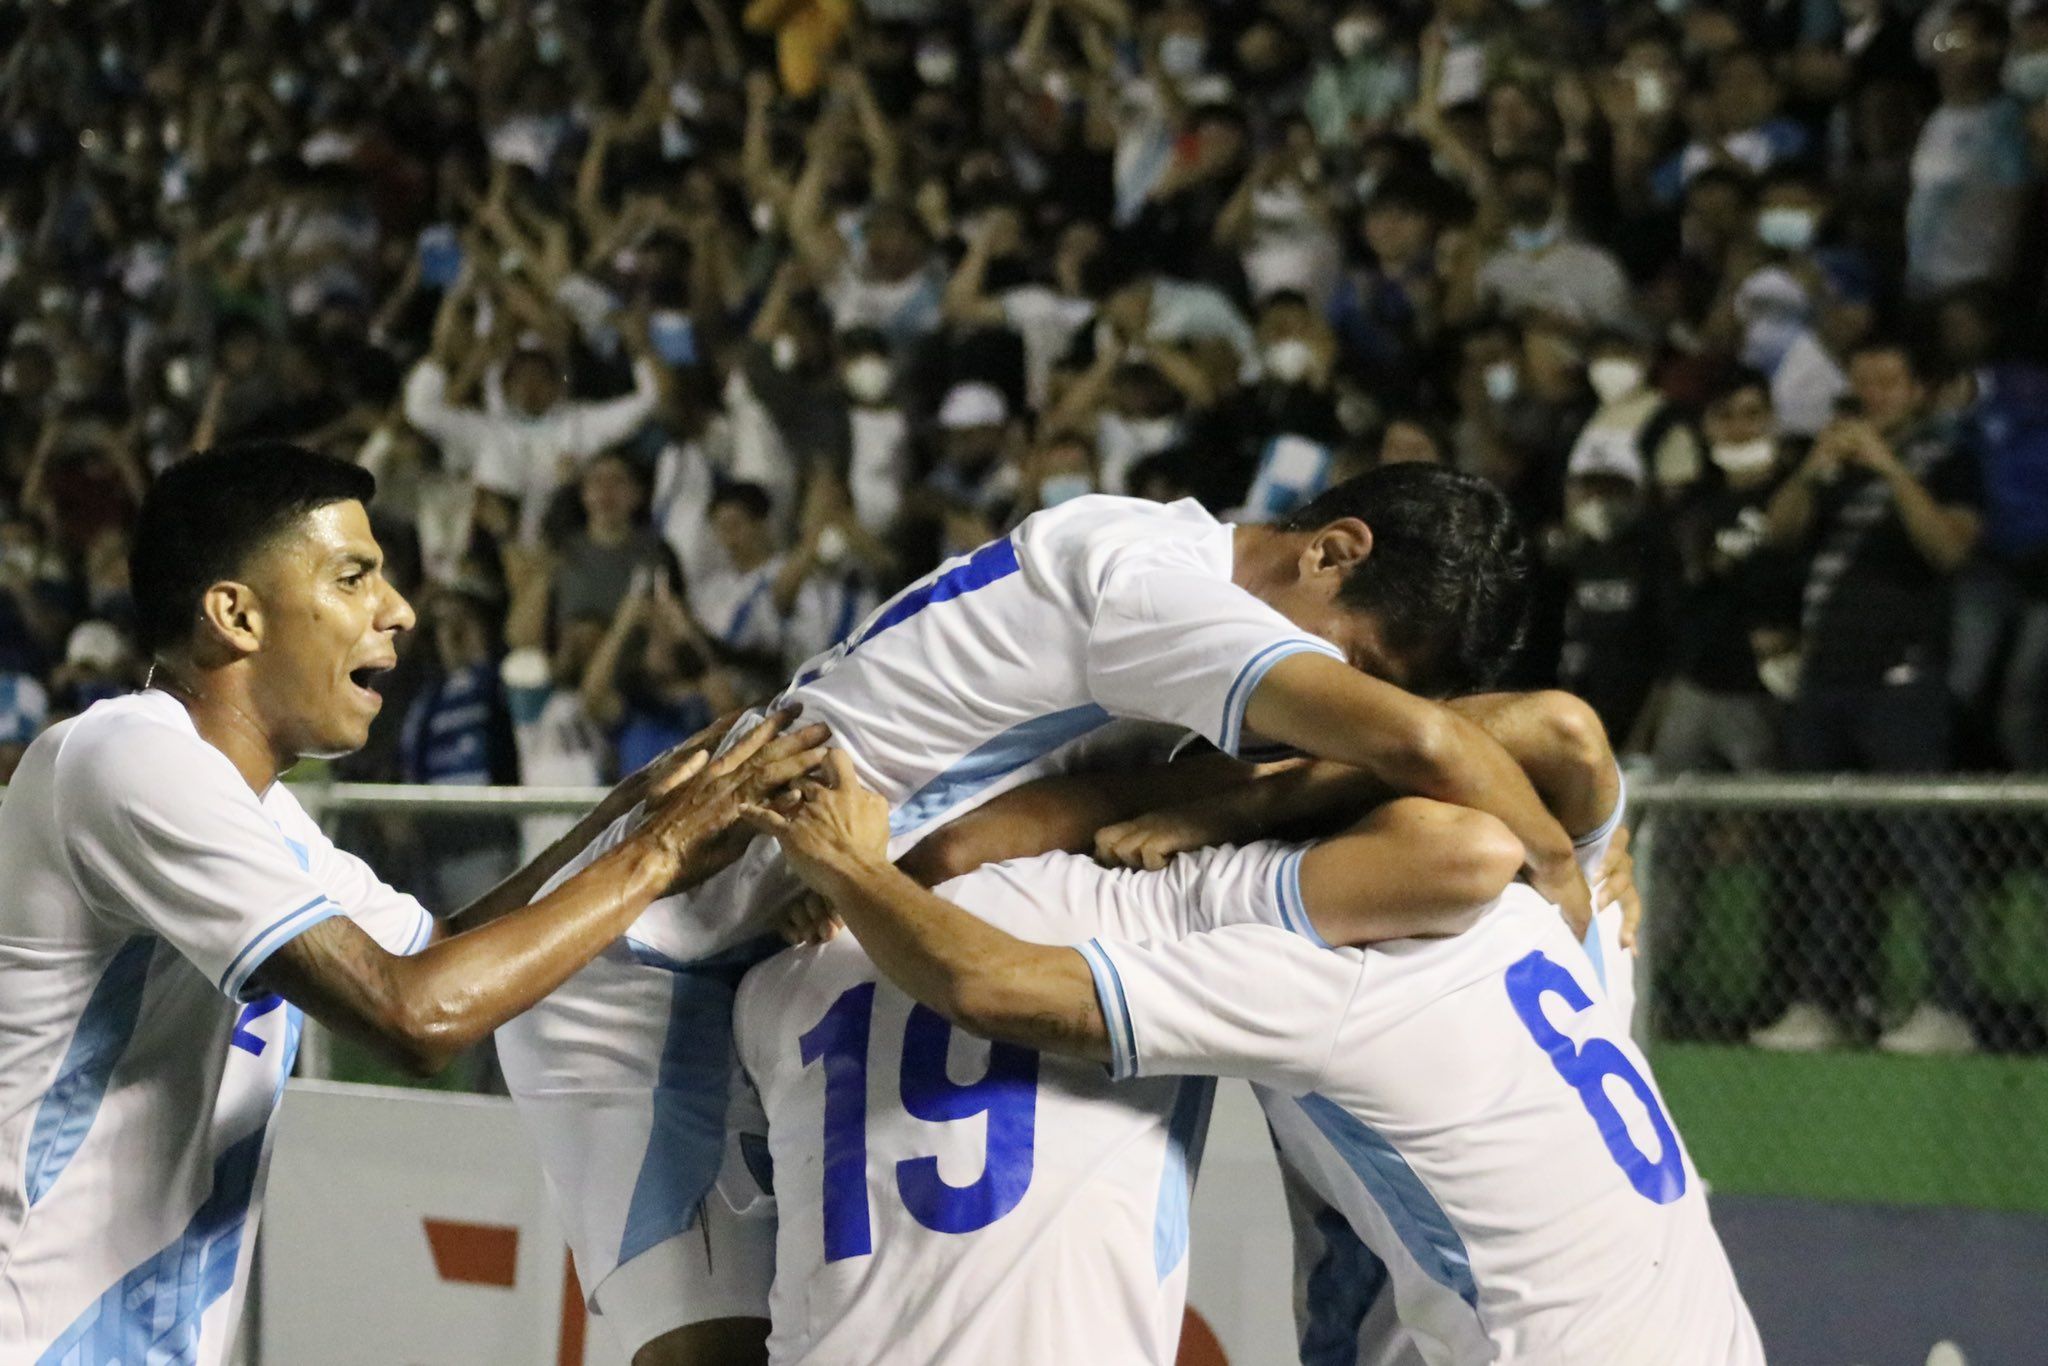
[407,910,437,956]
[889,704,1111,837]
[1296,1093,1479,1311]
[1076,940,1138,1082]
[23,936,156,1207]
[1218,640,1345,756]
[218,894,345,1000]
[617,962,749,1267]
[1582,918,1609,995]
[1301,1203,1390,1366]
[1152,1076,1215,1280]
[1273,847,1333,950]
[37,1009,302,1366]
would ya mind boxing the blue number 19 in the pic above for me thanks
[1504,950,1686,1204]
[799,984,1040,1261]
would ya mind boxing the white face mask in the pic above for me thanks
[1264,339,1315,385]
[1483,360,1520,404]
[1756,651,1800,701]
[843,354,892,404]
[1711,436,1777,475]
[1158,33,1207,78]
[1333,18,1381,60]
[1588,358,1646,404]
[771,335,800,372]
[1568,499,1625,543]
[1756,206,1818,253]
[915,45,958,86]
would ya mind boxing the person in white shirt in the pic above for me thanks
[748,710,1760,1366]
[498,466,1593,1365]
[0,443,826,1366]
[402,306,660,545]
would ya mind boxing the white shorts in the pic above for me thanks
[590,1138,776,1358]
[500,938,780,1356]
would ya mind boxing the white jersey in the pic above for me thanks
[0,692,435,1365]
[732,856,1260,1366]
[566,494,1344,967]
[1083,842,1763,1366]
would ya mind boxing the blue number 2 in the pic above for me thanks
[799,984,1040,1261]
[1504,950,1686,1205]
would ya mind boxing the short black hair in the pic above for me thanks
[1280,464,1530,696]
[131,443,376,656]
[710,481,774,521]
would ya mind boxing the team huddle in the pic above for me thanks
[0,444,1762,1365]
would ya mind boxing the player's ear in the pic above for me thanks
[1299,518,1373,588]
[195,580,264,659]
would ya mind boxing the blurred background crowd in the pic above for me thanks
[5,0,2048,1050]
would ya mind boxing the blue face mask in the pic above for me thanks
[1507,220,1562,254]
[419,225,464,289]
[1038,473,1094,507]
[2007,51,2048,103]
[650,311,698,367]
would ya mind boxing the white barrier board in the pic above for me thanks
[259,1079,1297,1364]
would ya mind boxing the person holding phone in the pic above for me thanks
[1758,336,1985,1055]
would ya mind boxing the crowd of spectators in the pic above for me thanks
[6,0,2048,1048]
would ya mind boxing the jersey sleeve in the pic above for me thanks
[1083,551,1345,756]
[57,724,348,1001]
[306,830,438,956]
[1080,923,1357,1092]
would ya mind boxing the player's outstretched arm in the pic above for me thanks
[254,715,829,1075]
[438,708,744,936]
[1241,653,1592,932]
[748,753,1115,1064]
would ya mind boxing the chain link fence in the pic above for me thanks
[1632,776,2048,1216]
[291,778,2048,1214]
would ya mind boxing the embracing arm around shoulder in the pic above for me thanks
[1244,652,1589,930]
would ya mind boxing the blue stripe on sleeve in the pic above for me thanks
[1582,915,1609,995]
[218,895,345,999]
[1218,639,1345,756]
[1272,847,1335,949]
[1075,940,1139,1081]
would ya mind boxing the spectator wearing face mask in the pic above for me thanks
[1478,157,1636,331]
[943,211,1102,411]
[1566,330,1703,501]
[835,328,912,543]
[1652,370,1803,774]
[1708,166,1875,380]
[1228,292,1345,521]
[1908,1,2034,298]
[1306,4,1417,148]
[1214,120,1343,308]
[1758,337,1985,1054]
[1552,435,1676,749]
[1327,176,1453,405]
[1650,48,1813,206]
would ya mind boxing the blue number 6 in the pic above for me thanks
[1504,950,1686,1205]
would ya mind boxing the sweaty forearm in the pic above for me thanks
[258,838,674,1075]
[1447,691,1618,841]
[804,850,1111,1063]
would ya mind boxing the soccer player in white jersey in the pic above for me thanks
[0,445,825,1366]
[498,465,1601,1363]
[747,735,1763,1364]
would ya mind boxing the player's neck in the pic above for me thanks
[1229,524,1303,600]
[148,664,288,793]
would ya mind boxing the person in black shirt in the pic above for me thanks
[1755,337,1984,1054]
[1652,370,1804,774]
[1552,450,1672,749]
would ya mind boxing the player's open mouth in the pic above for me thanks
[348,663,393,701]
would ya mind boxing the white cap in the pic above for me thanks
[938,382,1009,431]
[66,620,128,671]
